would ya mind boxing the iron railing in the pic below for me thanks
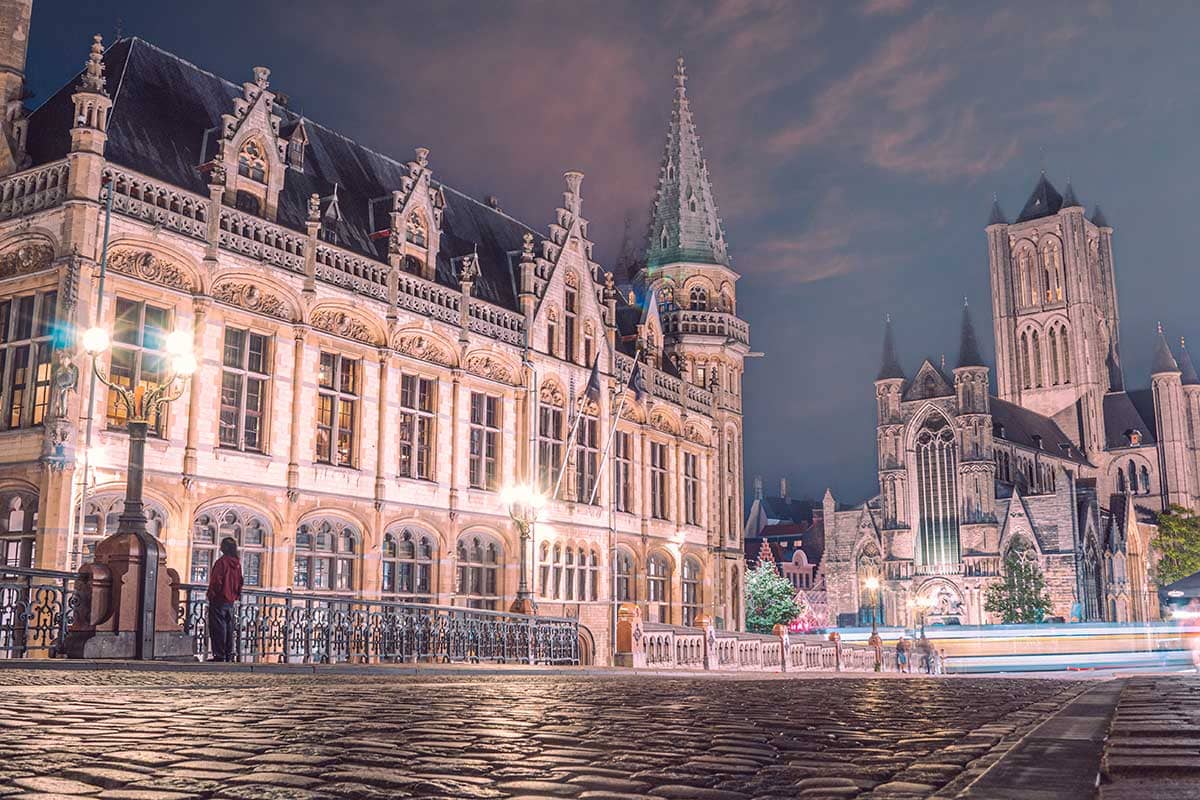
[0,566,80,658]
[178,585,580,665]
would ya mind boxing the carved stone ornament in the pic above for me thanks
[539,381,565,407]
[465,352,515,384]
[107,248,194,292]
[394,333,453,366]
[311,308,379,345]
[650,411,678,435]
[685,423,708,445]
[213,281,292,321]
[0,243,54,280]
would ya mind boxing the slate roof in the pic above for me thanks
[987,197,1008,226]
[1090,205,1110,228]
[1103,391,1158,449]
[1061,179,1081,208]
[877,316,905,380]
[1015,173,1064,223]
[1152,325,1181,374]
[1181,341,1200,386]
[990,397,1090,465]
[24,37,575,318]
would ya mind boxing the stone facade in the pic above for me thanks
[0,14,749,665]
[822,176,1168,627]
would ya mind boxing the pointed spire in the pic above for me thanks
[1090,205,1110,228]
[1015,172,1064,223]
[1152,322,1180,374]
[877,315,905,380]
[987,194,1008,226]
[1061,178,1081,208]
[77,34,108,96]
[645,56,729,270]
[956,300,986,368]
[1180,338,1200,386]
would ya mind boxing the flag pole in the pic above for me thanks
[589,348,641,507]
[549,393,586,501]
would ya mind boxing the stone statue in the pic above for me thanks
[50,351,79,418]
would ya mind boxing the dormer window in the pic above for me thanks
[287,136,304,170]
[238,140,267,183]
[235,190,261,216]
[993,423,1005,439]
[1031,434,1043,450]
[1126,429,1142,446]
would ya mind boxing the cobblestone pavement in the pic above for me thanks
[0,668,1090,800]
[1101,675,1200,799]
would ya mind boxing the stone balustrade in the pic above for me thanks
[103,166,208,241]
[615,604,888,674]
[661,308,750,346]
[0,160,69,221]
[222,207,307,273]
[614,352,715,411]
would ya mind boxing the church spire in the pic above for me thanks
[956,300,985,368]
[987,195,1008,226]
[1152,322,1180,374]
[645,56,729,270]
[877,315,905,380]
[1180,338,1200,386]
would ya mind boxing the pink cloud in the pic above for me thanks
[861,0,913,17]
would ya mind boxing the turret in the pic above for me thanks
[1151,324,1193,509]
[953,300,989,416]
[875,316,906,527]
[875,315,905,424]
[953,302,995,521]
[66,35,112,202]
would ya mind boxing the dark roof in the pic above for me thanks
[990,397,1090,464]
[956,302,985,368]
[758,496,816,525]
[1015,173,1064,223]
[26,38,550,313]
[877,316,905,380]
[1090,205,1110,228]
[1152,325,1180,374]
[987,197,1008,226]
[1181,342,1200,386]
[1102,391,1158,449]
[1061,179,1081,208]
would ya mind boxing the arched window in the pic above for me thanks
[456,533,502,610]
[1140,465,1151,495]
[537,386,564,492]
[1020,332,1032,389]
[294,517,358,592]
[191,507,269,587]
[686,185,697,213]
[689,286,708,311]
[1060,325,1071,383]
[586,550,599,602]
[915,414,960,568]
[405,211,427,247]
[77,494,166,569]
[563,546,576,601]
[1018,248,1038,307]
[682,557,702,626]
[1042,240,1063,303]
[660,227,668,250]
[0,490,36,568]
[857,545,883,626]
[1128,460,1137,493]
[382,526,436,602]
[564,278,578,363]
[538,542,551,598]
[647,553,670,605]
[1049,327,1060,385]
[237,140,267,183]
[1116,468,1126,494]
[402,254,424,276]
[1032,330,1043,388]
[615,548,635,602]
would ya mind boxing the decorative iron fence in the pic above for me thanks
[0,567,80,658]
[178,585,580,666]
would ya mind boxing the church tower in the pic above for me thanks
[986,175,1118,458]
[0,0,31,175]
[634,56,749,626]
[953,302,995,525]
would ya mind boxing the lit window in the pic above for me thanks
[106,297,170,435]
[0,291,56,430]
[456,534,502,610]
[219,328,270,452]
[398,374,436,480]
[316,352,358,467]
[469,393,500,490]
[294,518,357,592]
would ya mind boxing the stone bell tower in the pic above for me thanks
[633,56,750,629]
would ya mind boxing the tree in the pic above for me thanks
[1152,505,1200,586]
[744,562,802,633]
[985,544,1052,624]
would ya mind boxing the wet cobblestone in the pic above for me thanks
[0,669,1087,799]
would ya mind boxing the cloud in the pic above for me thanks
[861,0,913,17]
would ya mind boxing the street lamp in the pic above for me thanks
[81,325,196,540]
[915,594,934,639]
[500,482,545,615]
[863,575,882,671]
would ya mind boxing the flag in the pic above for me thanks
[585,353,601,402]
[628,359,647,400]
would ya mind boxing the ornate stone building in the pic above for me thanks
[822,175,1171,627]
[0,8,749,664]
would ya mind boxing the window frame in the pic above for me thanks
[382,526,436,602]
[468,392,501,490]
[650,441,669,520]
[456,533,503,610]
[219,326,271,453]
[293,519,358,593]
[613,431,634,513]
[683,451,700,525]
[398,373,437,481]
[0,290,56,431]
[316,351,359,468]
[105,297,171,436]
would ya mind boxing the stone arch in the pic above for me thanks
[295,508,372,549]
[390,325,458,367]
[74,489,170,565]
[463,349,519,385]
[309,303,385,347]
[0,233,57,279]
[189,503,274,586]
[105,237,205,295]
[193,494,283,536]
[539,376,567,407]
[1013,238,1040,308]
[381,517,447,557]
[649,407,681,435]
[210,271,301,323]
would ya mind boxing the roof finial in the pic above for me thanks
[885,312,891,323]
[675,55,686,89]
[78,34,108,95]
[940,353,946,370]
[963,296,969,307]
[1158,321,1164,335]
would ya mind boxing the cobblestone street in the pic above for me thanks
[0,667,1095,799]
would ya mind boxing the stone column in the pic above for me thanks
[181,298,210,484]
[286,325,308,500]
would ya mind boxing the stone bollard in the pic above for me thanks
[828,630,842,672]
[64,531,193,659]
[773,624,790,672]
[615,603,646,668]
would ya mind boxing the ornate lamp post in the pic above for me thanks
[500,482,545,615]
[80,325,195,658]
[863,575,882,671]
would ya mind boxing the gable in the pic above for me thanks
[902,360,954,402]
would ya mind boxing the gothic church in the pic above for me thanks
[823,175,1178,626]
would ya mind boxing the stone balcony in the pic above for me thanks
[661,308,750,347]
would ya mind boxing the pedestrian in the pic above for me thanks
[930,648,942,675]
[895,637,909,673]
[206,536,243,663]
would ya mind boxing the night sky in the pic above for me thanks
[24,1,1200,508]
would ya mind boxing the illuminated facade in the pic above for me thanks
[0,5,749,664]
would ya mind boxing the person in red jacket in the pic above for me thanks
[206,537,243,662]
